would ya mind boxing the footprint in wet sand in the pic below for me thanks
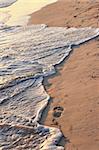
[53,106,64,118]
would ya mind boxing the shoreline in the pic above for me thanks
[0,0,57,26]
[0,0,99,149]
[39,35,99,149]
[30,0,99,149]
[43,36,99,150]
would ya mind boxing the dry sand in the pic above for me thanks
[30,0,99,149]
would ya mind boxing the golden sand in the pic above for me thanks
[30,0,99,149]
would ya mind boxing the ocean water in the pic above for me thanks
[0,0,57,26]
[0,23,99,149]
[0,0,17,8]
[0,0,99,149]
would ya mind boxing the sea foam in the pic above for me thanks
[0,24,99,149]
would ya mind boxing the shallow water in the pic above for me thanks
[0,0,17,8]
[0,0,57,26]
[0,23,99,149]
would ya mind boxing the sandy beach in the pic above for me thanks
[30,0,99,28]
[30,0,99,150]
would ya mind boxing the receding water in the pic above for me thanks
[0,0,57,26]
[0,1,99,150]
[0,23,99,149]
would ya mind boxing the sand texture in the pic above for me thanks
[30,0,99,28]
[44,38,99,150]
[30,0,99,150]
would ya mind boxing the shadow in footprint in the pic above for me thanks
[53,106,64,118]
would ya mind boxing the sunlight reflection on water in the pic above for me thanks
[0,0,57,26]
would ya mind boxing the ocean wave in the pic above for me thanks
[0,24,99,149]
[0,0,17,8]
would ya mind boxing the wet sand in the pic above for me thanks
[29,0,99,28]
[30,0,99,149]
[43,38,99,150]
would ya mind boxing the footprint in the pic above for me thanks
[53,106,64,111]
[53,106,64,118]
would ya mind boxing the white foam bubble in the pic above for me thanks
[0,25,99,149]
